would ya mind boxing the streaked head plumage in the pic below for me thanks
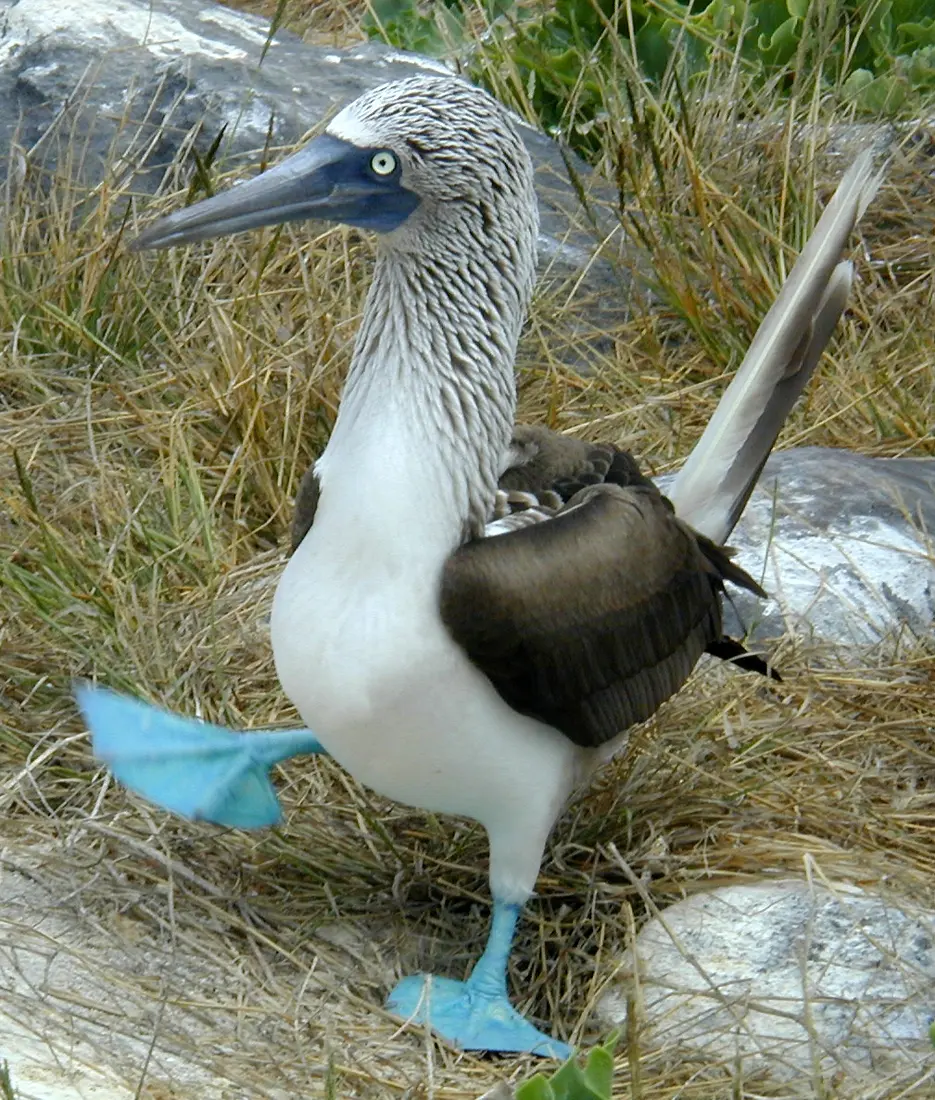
[332,78,528,191]
[326,75,538,250]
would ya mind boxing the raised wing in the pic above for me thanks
[441,457,767,749]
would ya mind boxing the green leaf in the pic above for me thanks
[542,1043,615,1100]
[842,67,875,96]
[512,1036,619,1100]
[864,0,897,60]
[515,1075,555,1100]
[842,67,907,112]
[581,1044,614,1097]
[363,0,466,55]
[635,21,673,82]
[748,0,802,67]
[898,19,935,50]
[366,0,415,26]
[892,0,929,20]
[757,15,800,65]
[905,45,935,85]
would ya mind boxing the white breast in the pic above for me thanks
[270,487,584,903]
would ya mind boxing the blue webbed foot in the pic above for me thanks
[386,900,572,1058]
[387,973,571,1058]
[76,683,325,829]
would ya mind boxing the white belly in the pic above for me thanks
[270,522,583,901]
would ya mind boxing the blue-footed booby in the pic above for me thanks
[77,75,882,1058]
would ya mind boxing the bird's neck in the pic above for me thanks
[315,244,532,559]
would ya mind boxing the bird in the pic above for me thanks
[77,74,883,1059]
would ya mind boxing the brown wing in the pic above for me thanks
[441,482,738,748]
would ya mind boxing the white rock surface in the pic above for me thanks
[658,447,935,648]
[726,449,935,646]
[599,879,935,1090]
[0,866,231,1099]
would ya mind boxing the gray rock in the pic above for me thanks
[0,0,630,317]
[599,879,935,1090]
[722,448,935,647]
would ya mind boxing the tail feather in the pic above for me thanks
[668,151,884,545]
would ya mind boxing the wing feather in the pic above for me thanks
[441,482,735,748]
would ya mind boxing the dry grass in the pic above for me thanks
[1,10,934,1099]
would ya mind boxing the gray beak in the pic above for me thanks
[132,133,419,250]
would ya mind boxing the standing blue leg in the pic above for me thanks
[76,683,326,829]
[387,899,572,1057]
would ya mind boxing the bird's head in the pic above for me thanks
[132,76,538,259]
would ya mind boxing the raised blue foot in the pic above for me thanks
[386,901,571,1058]
[76,683,325,829]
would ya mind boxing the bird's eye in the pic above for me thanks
[370,150,397,177]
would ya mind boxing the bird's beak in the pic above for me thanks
[132,133,419,251]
